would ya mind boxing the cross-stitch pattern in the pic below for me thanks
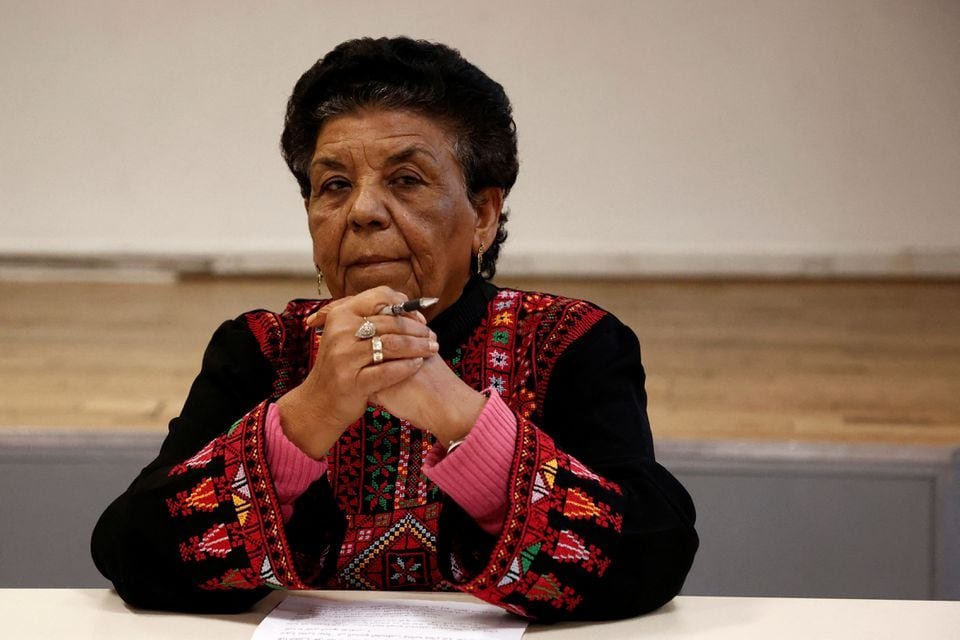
[161,287,637,618]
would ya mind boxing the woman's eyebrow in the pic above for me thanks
[385,145,439,165]
[309,156,348,171]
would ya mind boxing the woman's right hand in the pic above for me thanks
[275,286,439,459]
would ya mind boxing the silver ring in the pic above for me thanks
[355,318,376,340]
[371,336,384,363]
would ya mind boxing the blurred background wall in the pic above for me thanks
[1,0,958,276]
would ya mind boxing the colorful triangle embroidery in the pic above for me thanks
[260,556,282,588]
[497,557,522,587]
[540,458,558,488]
[232,493,251,525]
[198,524,233,558]
[554,530,590,563]
[183,440,216,470]
[528,573,562,601]
[531,472,550,504]
[562,488,601,520]
[568,457,600,481]
[184,477,219,512]
[232,466,250,498]
[519,542,541,573]
[217,569,257,589]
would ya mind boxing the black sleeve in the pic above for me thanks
[542,313,698,618]
[437,312,698,621]
[90,317,340,612]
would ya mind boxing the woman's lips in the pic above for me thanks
[350,257,403,267]
[350,255,398,267]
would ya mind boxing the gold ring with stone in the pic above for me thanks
[355,318,376,340]
[371,336,384,364]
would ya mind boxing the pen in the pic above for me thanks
[379,297,439,316]
[310,297,439,336]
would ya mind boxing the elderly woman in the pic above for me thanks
[92,37,697,621]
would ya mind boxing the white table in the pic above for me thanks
[2,589,959,639]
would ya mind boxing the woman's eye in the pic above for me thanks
[313,178,350,196]
[317,178,350,195]
[393,174,423,187]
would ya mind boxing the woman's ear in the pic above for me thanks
[472,187,504,251]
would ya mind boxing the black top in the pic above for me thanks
[92,278,697,620]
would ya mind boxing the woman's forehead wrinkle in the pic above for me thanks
[314,120,451,173]
[362,138,439,171]
[312,139,360,170]
[387,146,440,165]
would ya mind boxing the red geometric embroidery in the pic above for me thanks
[553,530,590,563]
[562,487,601,519]
[531,298,606,411]
[179,522,239,561]
[562,487,622,531]
[219,402,301,590]
[169,439,218,477]
[568,457,623,495]
[567,457,600,482]
[331,508,447,591]
[492,311,513,326]
[527,573,583,611]
[245,312,284,363]
[166,476,225,516]
[167,289,628,617]
[200,567,260,591]
[387,551,429,588]
[547,529,612,575]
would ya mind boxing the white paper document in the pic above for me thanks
[252,594,529,640]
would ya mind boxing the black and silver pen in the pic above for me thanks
[379,297,439,316]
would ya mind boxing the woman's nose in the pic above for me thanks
[347,181,391,231]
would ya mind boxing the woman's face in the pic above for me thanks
[305,108,501,317]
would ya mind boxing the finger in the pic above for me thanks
[375,333,440,362]
[365,314,436,339]
[342,285,409,318]
[311,288,407,331]
[356,356,425,392]
[306,310,325,328]
[343,334,436,374]
[306,297,353,327]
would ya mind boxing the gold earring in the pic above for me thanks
[476,243,484,276]
[315,265,324,295]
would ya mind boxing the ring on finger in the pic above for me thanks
[371,336,384,364]
[355,317,377,340]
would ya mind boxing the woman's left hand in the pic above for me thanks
[371,354,487,446]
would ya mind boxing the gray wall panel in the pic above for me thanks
[2,431,957,599]
[674,471,934,598]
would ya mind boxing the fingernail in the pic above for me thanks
[413,357,424,366]
[429,341,439,352]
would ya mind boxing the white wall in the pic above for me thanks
[2,0,959,276]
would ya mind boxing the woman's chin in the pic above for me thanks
[344,263,418,298]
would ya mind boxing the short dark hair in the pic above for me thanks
[280,37,518,279]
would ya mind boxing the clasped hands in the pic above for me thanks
[276,286,487,460]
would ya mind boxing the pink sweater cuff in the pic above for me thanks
[423,389,518,536]
[264,402,328,522]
